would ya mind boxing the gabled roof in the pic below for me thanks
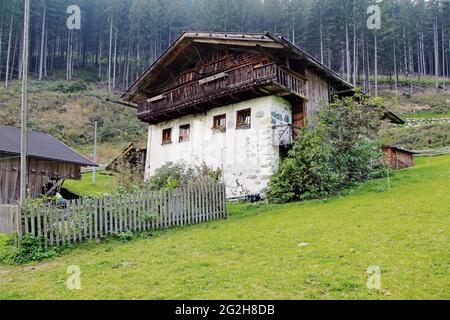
[0,126,97,167]
[121,31,354,103]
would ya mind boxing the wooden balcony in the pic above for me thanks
[138,63,307,124]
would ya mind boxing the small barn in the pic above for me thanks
[106,143,147,178]
[382,145,415,170]
[0,126,97,204]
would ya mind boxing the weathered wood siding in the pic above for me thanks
[0,152,82,204]
[305,67,330,125]
[382,147,415,170]
[0,205,19,234]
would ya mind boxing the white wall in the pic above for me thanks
[145,95,292,197]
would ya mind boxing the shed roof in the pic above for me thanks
[0,126,97,167]
[382,145,416,154]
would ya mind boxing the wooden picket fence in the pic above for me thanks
[19,183,227,247]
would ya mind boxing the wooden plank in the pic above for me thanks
[94,198,98,241]
[114,196,118,233]
[127,194,131,231]
[137,192,142,231]
[109,196,114,234]
[49,206,54,246]
[24,205,29,235]
[186,186,191,225]
[88,199,93,241]
[159,191,163,229]
[212,184,217,220]
[195,185,200,224]
[99,198,103,238]
[119,195,123,233]
[43,204,48,247]
[66,203,71,244]
[72,202,77,242]
[103,196,109,235]
[222,183,227,218]
[77,199,82,242]
[150,192,155,230]
[83,199,87,239]
[181,188,185,227]
[54,208,60,246]
[61,207,66,245]
[30,205,35,237]
[164,190,168,228]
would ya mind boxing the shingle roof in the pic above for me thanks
[0,126,97,167]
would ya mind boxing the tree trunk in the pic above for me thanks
[108,16,113,92]
[5,16,13,87]
[113,26,117,90]
[39,1,47,81]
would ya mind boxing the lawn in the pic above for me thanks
[63,172,119,197]
[402,110,450,119]
[0,156,449,300]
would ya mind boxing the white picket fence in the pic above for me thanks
[19,183,227,247]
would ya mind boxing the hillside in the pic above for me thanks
[1,155,448,299]
[0,79,147,164]
[378,82,450,150]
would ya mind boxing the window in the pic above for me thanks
[213,114,227,132]
[179,124,191,142]
[236,109,251,129]
[162,128,172,145]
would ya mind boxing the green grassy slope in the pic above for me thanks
[0,156,449,300]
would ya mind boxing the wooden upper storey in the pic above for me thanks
[122,32,353,125]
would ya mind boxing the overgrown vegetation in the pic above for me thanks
[145,162,223,191]
[266,92,386,203]
[380,123,450,150]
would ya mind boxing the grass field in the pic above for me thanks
[63,172,119,197]
[0,156,449,300]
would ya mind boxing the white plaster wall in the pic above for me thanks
[145,95,292,197]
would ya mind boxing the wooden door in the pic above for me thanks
[292,102,305,128]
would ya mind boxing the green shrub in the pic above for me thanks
[13,235,60,264]
[145,162,222,191]
[266,91,386,204]
[113,231,134,243]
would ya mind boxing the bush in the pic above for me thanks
[145,161,222,191]
[13,235,60,264]
[266,91,386,204]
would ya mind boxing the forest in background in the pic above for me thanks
[0,0,449,95]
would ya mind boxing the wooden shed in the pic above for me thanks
[106,143,147,178]
[382,145,415,170]
[0,126,97,204]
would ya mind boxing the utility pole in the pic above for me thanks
[92,121,98,184]
[20,0,30,209]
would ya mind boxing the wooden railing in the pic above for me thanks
[138,63,306,119]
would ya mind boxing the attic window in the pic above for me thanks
[213,114,227,132]
[179,124,191,142]
[236,109,251,129]
[162,128,172,145]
